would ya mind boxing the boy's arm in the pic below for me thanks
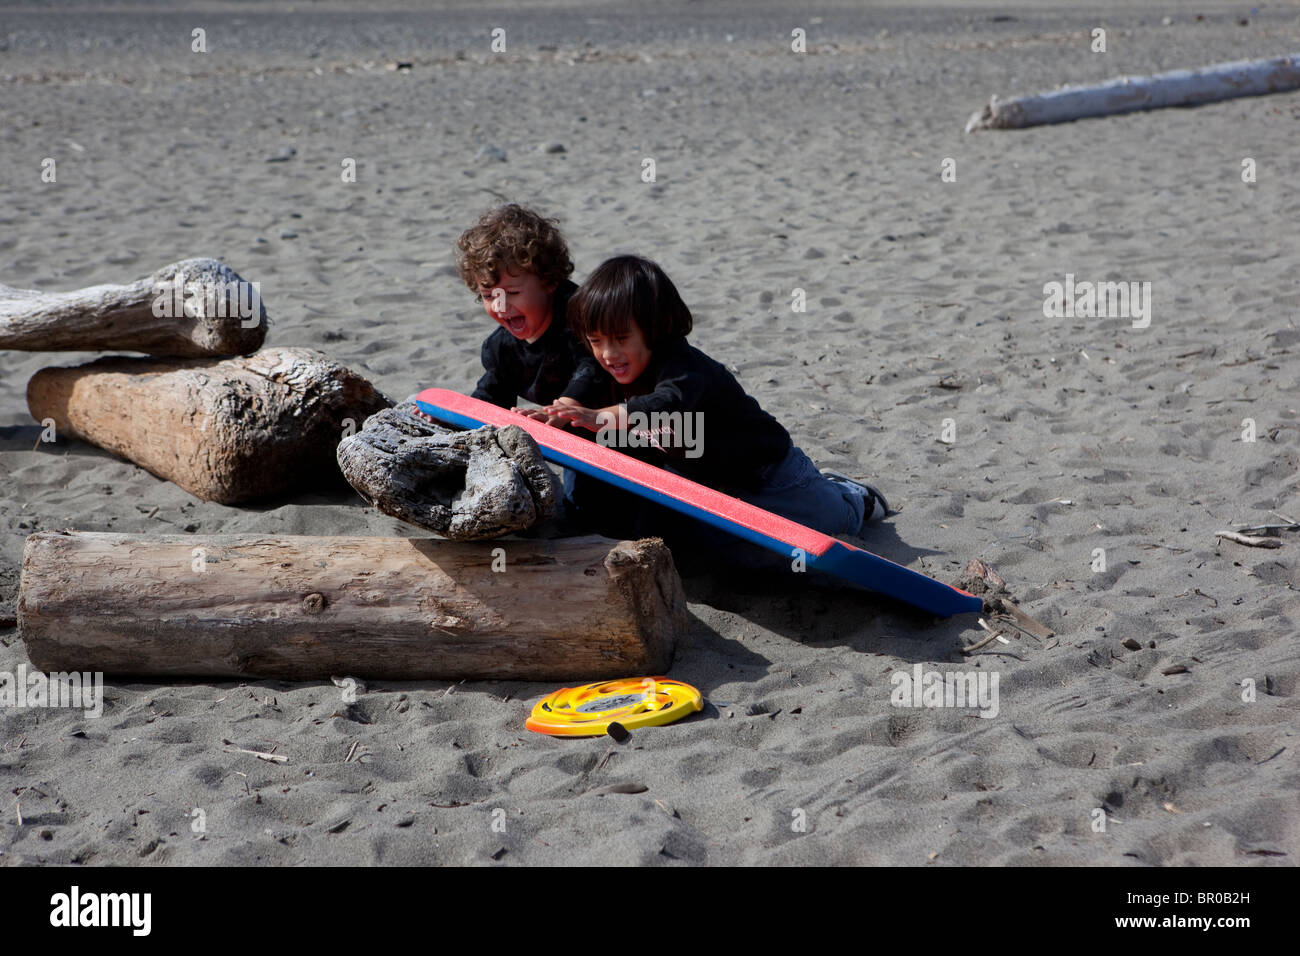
[559,355,612,408]
[469,333,517,409]
[546,352,706,430]
[622,355,708,417]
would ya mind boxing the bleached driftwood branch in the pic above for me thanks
[0,258,267,356]
[966,53,1300,132]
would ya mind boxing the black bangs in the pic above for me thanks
[568,255,693,348]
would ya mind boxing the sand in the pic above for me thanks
[1,0,1297,866]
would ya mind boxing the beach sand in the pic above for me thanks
[1,0,1297,866]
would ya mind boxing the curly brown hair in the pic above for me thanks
[455,204,574,297]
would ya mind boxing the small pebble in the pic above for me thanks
[477,145,507,162]
[539,141,566,154]
[266,146,297,163]
[279,230,298,240]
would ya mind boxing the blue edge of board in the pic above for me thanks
[416,397,983,619]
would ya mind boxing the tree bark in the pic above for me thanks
[27,347,391,504]
[337,403,558,540]
[966,53,1300,131]
[18,532,685,681]
[0,258,268,356]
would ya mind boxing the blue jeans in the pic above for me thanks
[563,446,866,573]
[748,445,865,537]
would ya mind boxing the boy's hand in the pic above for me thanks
[544,402,621,434]
[513,399,582,429]
[510,406,551,423]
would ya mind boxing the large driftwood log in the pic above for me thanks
[18,532,685,680]
[0,258,268,356]
[966,53,1300,131]
[28,347,391,504]
[337,403,558,540]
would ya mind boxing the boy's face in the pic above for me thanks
[478,267,555,343]
[585,322,652,386]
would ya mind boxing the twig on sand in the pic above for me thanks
[1232,521,1298,536]
[993,601,1055,640]
[961,626,1004,655]
[955,558,1055,641]
[1215,531,1283,549]
[223,746,289,764]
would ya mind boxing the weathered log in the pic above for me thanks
[27,347,391,504]
[337,403,557,540]
[0,258,268,356]
[966,53,1300,131]
[18,532,685,681]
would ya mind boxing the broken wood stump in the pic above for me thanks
[0,258,268,356]
[18,532,686,681]
[337,402,558,540]
[27,347,391,504]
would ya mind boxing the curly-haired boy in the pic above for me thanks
[456,204,603,422]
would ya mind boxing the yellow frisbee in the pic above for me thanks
[525,677,703,737]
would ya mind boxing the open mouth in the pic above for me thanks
[504,316,527,336]
[605,362,630,378]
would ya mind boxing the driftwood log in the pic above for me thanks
[28,347,391,504]
[337,403,558,540]
[966,53,1300,131]
[0,258,268,356]
[18,532,685,680]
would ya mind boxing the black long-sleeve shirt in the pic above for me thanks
[470,280,606,408]
[588,336,792,492]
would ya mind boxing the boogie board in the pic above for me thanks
[414,388,982,618]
